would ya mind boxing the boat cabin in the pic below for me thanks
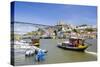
[69,37,85,47]
[62,37,85,47]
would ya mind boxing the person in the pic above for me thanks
[78,40,87,48]
[73,40,78,47]
[78,40,83,46]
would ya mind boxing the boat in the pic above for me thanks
[57,37,89,51]
[25,46,48,56]
[57,43,88,51]
[31,37,40,46]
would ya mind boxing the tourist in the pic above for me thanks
[73,40,78,47]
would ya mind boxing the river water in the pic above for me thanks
[14,39,97,66]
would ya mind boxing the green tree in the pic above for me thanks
[85,28,94,32]
[72,29,79,33]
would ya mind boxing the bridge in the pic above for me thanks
[11,21,55,34]
[11,21,53,29]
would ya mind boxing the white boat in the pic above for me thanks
[14,40,48,56]
[25,47,48,56]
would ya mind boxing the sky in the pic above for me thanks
[11,1,97,34]
[12,1,97,26]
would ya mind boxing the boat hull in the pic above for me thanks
[57,44,88,52]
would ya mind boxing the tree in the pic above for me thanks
[79,24,87,27]
[72,29,79,33]
[85,28,94,32]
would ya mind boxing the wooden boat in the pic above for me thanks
[31,38,40,46]
[57,43,88,51]
[57,37,89,51]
